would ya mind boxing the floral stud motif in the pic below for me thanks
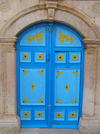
[57,71,63,77]
[72,71,77,77]
[23,112,29,117]
[23,54,28,59]
[64,84,69,90]
[57,55,63,61]
[37,70,43,76]
[72,54,78,60]
[56,113,62,118]
[37,54,43,60]
[37,97,43,103]
[37,112,42,118]
[23,70,29,76]
[70,112,76,118]
[31,83,35,90]
[23,97,29,103]
[56,97,62,103]
[71,97,76,103]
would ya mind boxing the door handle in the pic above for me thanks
[46,54,50,61]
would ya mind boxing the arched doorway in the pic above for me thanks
[16,22,84,128]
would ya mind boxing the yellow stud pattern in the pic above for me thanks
[71,97,76,103]
[57,55,63,61]
[37,112,42,118]
[72,71,77,77]
[31,83,35,90]
[23,54,28,59]
[56,113,62,118]
[37,54,43,60]
[23,70,29,76]
[23,97,29,103]
[64,84,69,90]
[56,97,62,103]
[37,97,43,103]
[57,71,63,77]
[70,112,76,118]
[37,70,43,76]
[23,112,29,117]
[72,55,78,60]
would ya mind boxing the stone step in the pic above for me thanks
[19,128,80,134]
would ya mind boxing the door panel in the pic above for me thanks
[20,68,46,105]
[55,68,80,106]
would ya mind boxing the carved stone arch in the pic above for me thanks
[0,3,99,39]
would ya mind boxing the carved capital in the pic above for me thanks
[0,36,18,43]
[45,1,58,21]
[83,38,100,49]
[83,38,100,45]
[0,36,17,53]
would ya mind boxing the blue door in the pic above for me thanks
[16,22,84,128]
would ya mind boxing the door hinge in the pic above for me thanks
[48,26,53,31]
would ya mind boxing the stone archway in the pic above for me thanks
[0,1,100,134]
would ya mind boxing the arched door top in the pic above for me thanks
[16,22,84,49]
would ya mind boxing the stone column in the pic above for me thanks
[0,36,20,134]
[79,39,100,134]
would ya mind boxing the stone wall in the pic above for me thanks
[0,0,100,29]
[0,0,100,134]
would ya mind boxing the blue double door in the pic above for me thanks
[16,23,84,128]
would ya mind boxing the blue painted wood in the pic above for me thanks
[20,26,46,46]
[55,26,82,47]
[20,67,46,105]
[55,68,80,106]
[16,22,84,129]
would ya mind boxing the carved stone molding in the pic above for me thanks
[83,38,100,49]
[46,1,58,20]
[0,0,10,12]
[83,38,100,45]
[92,3,100,14]
[0,36,18,44]
[0,4,99,39]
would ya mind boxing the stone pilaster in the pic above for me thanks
[0,36,20,134]
[79,39,100,134]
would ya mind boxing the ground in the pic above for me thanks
[19,129,80,134]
